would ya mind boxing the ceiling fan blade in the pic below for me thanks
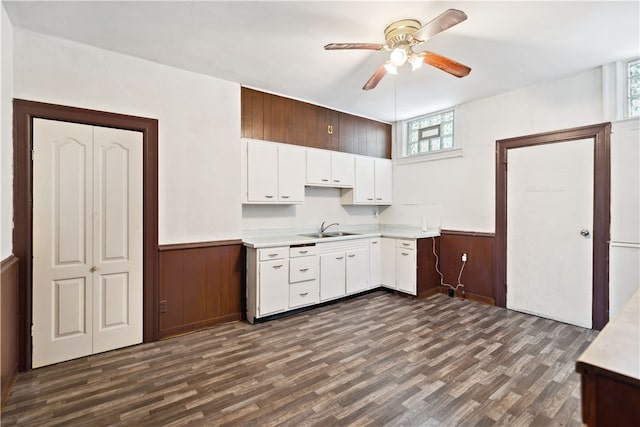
[413,9,467,42]
[423,52,471,78]
[325,43,385,50]
[362,64,387,90]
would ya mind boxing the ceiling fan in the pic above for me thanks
[325,9,471,90]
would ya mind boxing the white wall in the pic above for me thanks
[13,30,242,244]
[242,187,379,232]
[1,5,14,259]
[383,67,603,232]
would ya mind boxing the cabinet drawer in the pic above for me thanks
[289,281,319,308]
[397,239,416,250]
[289,246,317,258]
[258,246,288,261]
[289,257,318,283]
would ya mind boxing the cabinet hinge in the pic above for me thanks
[31,149,35,161]
[31,324,34,336]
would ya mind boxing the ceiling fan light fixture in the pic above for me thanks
[389,48,408,67]
[409,53,423,70]
[384,61,398,75]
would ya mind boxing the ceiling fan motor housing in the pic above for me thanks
[383,19,422,49]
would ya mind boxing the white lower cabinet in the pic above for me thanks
[346,248,369,294]
[318,239,370,301]
[369,238,381,288]
[381,238,417,295]
[320,253,346,301]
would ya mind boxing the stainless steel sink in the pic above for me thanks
[298,231,360,239]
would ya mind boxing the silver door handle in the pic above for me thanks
[580,229,590,237]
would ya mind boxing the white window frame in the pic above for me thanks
[396,107,463,164]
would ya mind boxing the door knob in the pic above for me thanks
[580,229,590,237]
[90,265,99,273]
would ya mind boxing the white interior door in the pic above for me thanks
[506,139,594,328]
[33,119,143,368]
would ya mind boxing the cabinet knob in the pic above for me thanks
[272,264,283,269]
[371,241,378,245]
[333,179,340,182]
[265,195,274,199]
[401,252,409,256]
[321,178,329,182]
[348,254,355,258]
[367,198,373,201]
[268,253,278,257]
[376,198,382,200]
[336,256,344,260]
[300,292,309,296]
[300,268,309,272]
[281,195,290,199]
[402,243,410,246]
[299,250,308,254]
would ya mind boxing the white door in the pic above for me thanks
[247,140,278,202]
[33,119,143,368]
[354,157,375,204]
[331,153,354,187]
[506,139,594,328]
[374,158,392,204]
[369,238,382,287]
[396,248,416,295]
[278,144,305,203]
[258,260,289,316]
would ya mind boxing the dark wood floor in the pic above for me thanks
[2,291,597,426]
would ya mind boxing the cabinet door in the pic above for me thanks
[369,238,382,287]
[397,248,417,295]
[278,144,305,203]
[381,238,396,288]
[306,149,332,185]
[331,153,355,187]
[374,158,393,204]
[320,253,346,301]
[354,157,375,204]
[346,248,369,294]
[258,259,289,316]
[247,140,278,202]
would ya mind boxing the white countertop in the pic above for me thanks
[242,225,441,248]
[576,288,640,380]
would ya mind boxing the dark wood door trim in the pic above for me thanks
[13,99,159,371]
[495,122,611,330]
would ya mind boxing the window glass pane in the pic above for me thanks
[405,109,455,156]
[628,59,640,118]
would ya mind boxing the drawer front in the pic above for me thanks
[396,239,416,250]
[289,281,319,308]
[289,257,319,283]
[258,246,288,261]
[289,246,317,258]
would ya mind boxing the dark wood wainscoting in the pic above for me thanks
[158,241,244,339]
[417,237,441,298]
[439,230,496,305]
[1,255,19,407]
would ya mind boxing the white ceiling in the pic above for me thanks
[4,1,640,122]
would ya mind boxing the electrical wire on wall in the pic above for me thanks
[432,237,466,300]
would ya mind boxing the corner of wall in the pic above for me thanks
[1,4,15,259]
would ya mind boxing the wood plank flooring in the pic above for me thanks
[2,291,597,426]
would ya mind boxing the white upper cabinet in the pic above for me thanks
[244,139,305,204]
[353,157,375,204]
[246,140,278,202]
[341,156,392,205]
[331,152,355,187]
[306,148,354,188]
[306,149,332,185]
[374,158,392,205]
[278,144,305,203]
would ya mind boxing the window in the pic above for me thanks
[627,58,640,117]
[406,109,454,156]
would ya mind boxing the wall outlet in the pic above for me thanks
[373,208,378,218]
[159,299,168,313]
[462,253,468,262]
[448,288,454,297]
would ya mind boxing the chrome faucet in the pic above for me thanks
[320,221,339,234]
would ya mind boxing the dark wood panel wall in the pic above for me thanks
[438,231,496,305]
[241,87,392,159]
[158,241,244,339]
[1,255,19,407]
[417,237,442,299]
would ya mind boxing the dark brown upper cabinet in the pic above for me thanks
[241,87,391,159]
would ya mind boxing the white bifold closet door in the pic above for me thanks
[32,118,143,368]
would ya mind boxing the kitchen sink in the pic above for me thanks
[298,231,360,239]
